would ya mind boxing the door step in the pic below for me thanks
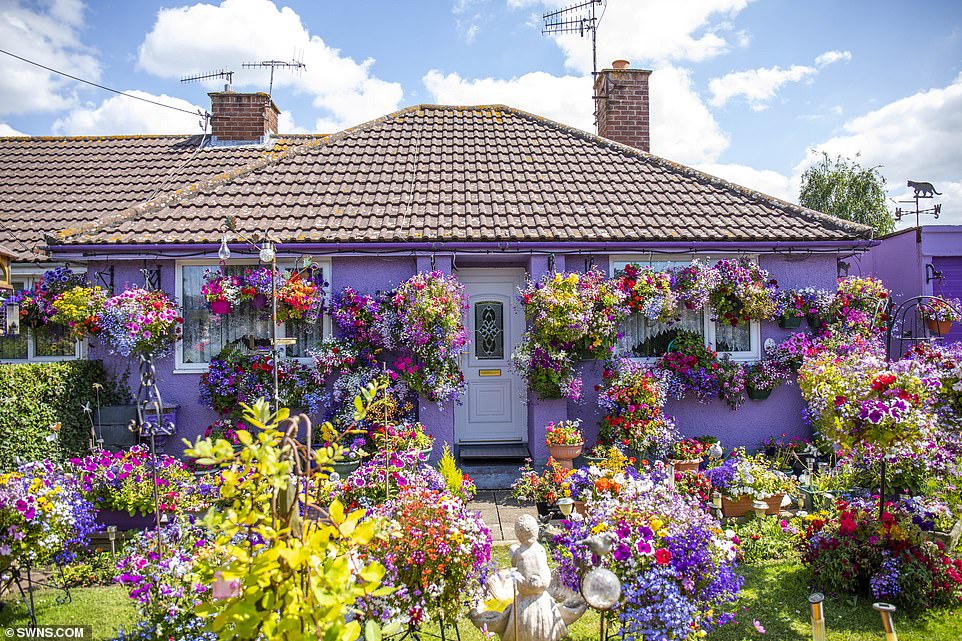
[458,443,531,462]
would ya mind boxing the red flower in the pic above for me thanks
[654,548,672,565]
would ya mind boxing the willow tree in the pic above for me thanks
[799,152,894,235]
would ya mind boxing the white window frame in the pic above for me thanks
[174,258,332,373]
[610,254,761,362]
[0,273,85,363]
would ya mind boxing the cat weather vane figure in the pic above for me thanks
[896,179,942,241]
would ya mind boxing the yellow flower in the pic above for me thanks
[649,517,664,532]
[591,523,609,535]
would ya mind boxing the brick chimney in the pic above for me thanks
[208,90,280,144]
[593,60,652,152]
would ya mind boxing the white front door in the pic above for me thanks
[455,269,527,444]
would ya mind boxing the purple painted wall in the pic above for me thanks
[84,251,839,460]
[861,229,922,304]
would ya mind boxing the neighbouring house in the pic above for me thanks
[862,224,962,345]
[1,63,876,461]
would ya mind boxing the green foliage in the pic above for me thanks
[184,390,394,641]
[799,152,894,235]
[63,547,125,588]
[0,360,128,469]
[730,514,802,564]
[438,443,464,493]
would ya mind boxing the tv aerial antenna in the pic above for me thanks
[181,69,235,88]
[241,57,306,101]
[542,0,605,76]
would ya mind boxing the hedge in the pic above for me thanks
[0,360,129,469]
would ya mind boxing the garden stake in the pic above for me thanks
[873,602,898,641]
[808,592,826,641]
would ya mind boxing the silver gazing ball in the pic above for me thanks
[582,567,621,610]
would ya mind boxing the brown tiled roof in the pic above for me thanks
[40,105,873,251]
[0,134,319,260]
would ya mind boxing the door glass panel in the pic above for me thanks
[474,301,504,360]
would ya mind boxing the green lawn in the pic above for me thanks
[2,555,960,641]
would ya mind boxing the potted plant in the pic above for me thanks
[705,452,794,517]
[241,266,276,310]
[708,258,779,327]
[370,421,434,459]
[49,284,107,340]
[668,438,707,473]
[98,287,183,358]
[670,259,719,310]
[276,270,325,323]
[744,359,789,401]
[545,419,584,469]
[511,457,572,517]
[920,297,962,336]
[597,357,678,460]
[201,269,241,315]
[616,263,679,323]
[70,446,210,529]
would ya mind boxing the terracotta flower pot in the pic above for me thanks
[766,493,785,515]
[670,459,701,473]
[548,443,583,469]
[210,299,232,315]
[927,319,953,336]
[721,495,755,518]
[574,500,587,516]
[746,386,772,401]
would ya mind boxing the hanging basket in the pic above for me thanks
[210,299,232,315]
[746,386,773,401]
[777,316,802,329]
[926,318,953,336]
[805,313,821,329]
[251,293,269,310]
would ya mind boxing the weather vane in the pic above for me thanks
[896,179,942,240]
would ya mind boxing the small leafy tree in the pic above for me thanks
[799,152,894,235]
[185,385,394,641]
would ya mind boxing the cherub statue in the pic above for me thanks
[468,514,586,641]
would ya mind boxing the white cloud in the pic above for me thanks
[423,65,728,165]
[137,0,403,131]
[708,49,850,111]
[51,91,204,135]
[423,69,593,128]
[0,122,26,136]
[534,0,756,72]
[696,162,793,201]
[709,64,816,110]
[815,50,852,67]
[0,0,100,116]
[793,72,962,225]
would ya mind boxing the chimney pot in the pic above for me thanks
[612,59,630,70]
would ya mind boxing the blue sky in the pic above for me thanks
[2,0,962,224]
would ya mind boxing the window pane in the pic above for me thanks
[181,265,273,363]
[34,324,76,357]
[714,321,752,352]
[618,309,705,358]
[474,301,504,360]
[286,320,324,358]
[0,282,28,359]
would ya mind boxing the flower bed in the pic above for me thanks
[70,446,208,516]
[801,498,962,610]
[0,461,98,567]
[552,467,743,640]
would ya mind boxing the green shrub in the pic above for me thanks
[0,360,128,468]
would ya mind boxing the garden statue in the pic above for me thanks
[468,514,586,641]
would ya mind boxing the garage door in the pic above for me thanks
[934,256,962,344]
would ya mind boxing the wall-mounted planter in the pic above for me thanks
[746,387,773,401]
[777,316,802,329]
[94,405,138,450]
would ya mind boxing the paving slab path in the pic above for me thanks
[468,490,538,544]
